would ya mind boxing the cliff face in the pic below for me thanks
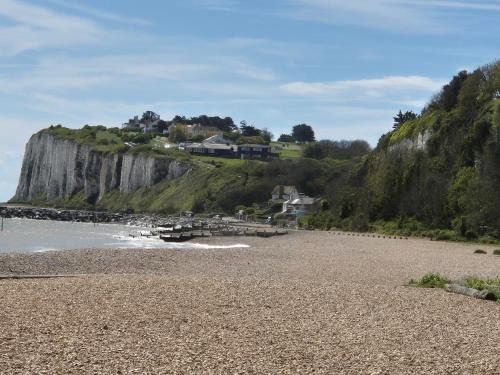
[119,154,188,194]
[13,132,190,204]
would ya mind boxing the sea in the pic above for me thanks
[0,218,249,253]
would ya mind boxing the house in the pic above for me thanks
[122,111,169,133]
[183,136,277,160]
[184,142,236,157]
[204,134,230,144]
[271,185,299,202]
[122,115,141,130]
[237,144,274,160]
[282,194,320,218]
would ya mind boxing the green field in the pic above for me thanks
[271,142,303,159]
[191,155,268,168]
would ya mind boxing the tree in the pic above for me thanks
[393,110,417,130]
[240,123,261,137]
[169,124,187,143]
[439,70,469,111]
[303,139,371,160]
[278,134,295,143]
[261,128,274,143]
[292,124,315,143]
[142,111,160,122]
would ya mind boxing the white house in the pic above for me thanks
[271,185,299,202]
[282,194,320,218]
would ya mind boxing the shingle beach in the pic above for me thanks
[1,231,500,374]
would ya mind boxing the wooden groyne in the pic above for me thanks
[131,223,288,242]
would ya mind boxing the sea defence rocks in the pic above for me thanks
[0,206,126,223]
[13,132,190,204]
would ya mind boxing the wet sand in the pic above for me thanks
[1,231,500,374]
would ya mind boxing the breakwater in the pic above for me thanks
[0,206,126,223]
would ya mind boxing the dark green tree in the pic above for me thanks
[278,134,295,143]
[393,110,417,130]
[292,124,315,143]
[240,123,261,136]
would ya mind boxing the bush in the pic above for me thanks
[464,277,487,290]
[412,273,450,288]
[474,249,487,254]
[493,249,500,256]
[463,277,500,301]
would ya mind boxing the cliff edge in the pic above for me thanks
[13,131,190,204]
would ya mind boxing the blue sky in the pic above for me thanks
[1,0,500,201]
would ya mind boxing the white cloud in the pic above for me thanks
[45,0,153,26]
[0,0,102,55]
[288,0,445,33]
[287,0,500,34]
[0,52,280,96]
[402,0,500,12]
[280,76,445,99]
[193,0,239,12]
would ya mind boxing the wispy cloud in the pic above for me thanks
[193,0,240,12]
[281,76,445,99]
[45,0,153,26]
[0,0,102,55]
[287,0,445,33]
[286,0,500,33]
[402,0,500,12]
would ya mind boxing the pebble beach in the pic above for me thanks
[1,231,500,374]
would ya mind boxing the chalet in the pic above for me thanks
[183,136,276,160]
[271,185,299,202]
[184,142,236,157]
[282,194,320,218]
[237,144,273,160]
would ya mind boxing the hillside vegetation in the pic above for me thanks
[304,60,500,241]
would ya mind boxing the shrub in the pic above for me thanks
[464,277,487,290]
[493,249,500,256]
[463,277,500,301]
[412,273,450,288]
[474,249,487,254]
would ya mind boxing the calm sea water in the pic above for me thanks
[0,218,249,253]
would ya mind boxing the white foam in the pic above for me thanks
[190,243,250,249]
[33,248,57,253]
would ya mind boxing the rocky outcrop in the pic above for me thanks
[13,132,190,204]
[388,130,431,154]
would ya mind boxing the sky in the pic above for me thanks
[1,0,500,201]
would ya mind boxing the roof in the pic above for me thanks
[238,144,270,148]
[186,143,234,150]
[290,196,317,205]
[204,134,232,144]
